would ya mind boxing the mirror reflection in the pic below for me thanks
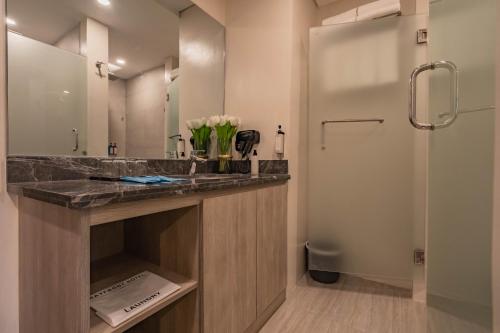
[7,0,225,159]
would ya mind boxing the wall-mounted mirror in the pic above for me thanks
[7,0,225,159]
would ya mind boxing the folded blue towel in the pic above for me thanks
[120,176,187,184]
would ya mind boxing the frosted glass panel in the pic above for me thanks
[8,32,87,155]
[308,15,426,285]
[427,0,494,328]
[166,78,180,154]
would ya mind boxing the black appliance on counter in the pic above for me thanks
[235,130,260,160]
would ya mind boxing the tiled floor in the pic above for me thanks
[260,275,489,333]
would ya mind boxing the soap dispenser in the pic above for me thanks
[251,149,259,176]
[176,136,186,159]
[275,125,285,160]
[169,134,186,159]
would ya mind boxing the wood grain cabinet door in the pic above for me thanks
[256,184,288,315]
[202,191,257,333]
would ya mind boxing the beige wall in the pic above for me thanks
[225,0,319,288]
[225,0,293,160]
[126,66,166,158]
[400,0,417,15]
[318,0,376,20]
[179,5,225,157]
[290,0,320,285]
[109,79,127,157]
[81,18,109,156]
[54,25,81,55]
[191,0,226,26]
[0,1,20,332]
[493,0,500,330]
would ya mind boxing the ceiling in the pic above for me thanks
[7,0,193,79]
[155,0,194,13]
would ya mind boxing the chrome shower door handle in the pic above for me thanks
[72,128,79,152]
[409,60,459,130]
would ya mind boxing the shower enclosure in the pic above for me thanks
[309,14,426,289]
[423,0,494,329]
[308,0,494,330]
[8,32,87,156]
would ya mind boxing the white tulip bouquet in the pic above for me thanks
[208,115,242,173]
[186,117,212,157]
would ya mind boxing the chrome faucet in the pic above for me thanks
[189,150,208,176]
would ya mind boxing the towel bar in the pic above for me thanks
[321,118,384,150]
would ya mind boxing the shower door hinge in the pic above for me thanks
[414,249,425,265]
[417,29,428,44]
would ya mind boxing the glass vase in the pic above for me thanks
[193,138,210,159]
[218,147,232,174]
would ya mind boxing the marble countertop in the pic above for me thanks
[8,174,290,209]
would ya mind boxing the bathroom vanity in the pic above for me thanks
[12,173,288,333]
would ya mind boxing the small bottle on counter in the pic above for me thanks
[108,143,113,156]
[176,136,185,159]
[251,149,259,176]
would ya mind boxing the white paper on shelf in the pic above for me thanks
[90,271,181,328]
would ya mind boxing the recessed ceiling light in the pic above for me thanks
[116,58,126,65]
[6,17,16,26]
[63,90,71,94]
[97,0,111,6]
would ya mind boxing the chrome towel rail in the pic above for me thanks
[321,118,384,149]
[322,119,385,125]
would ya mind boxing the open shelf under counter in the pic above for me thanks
[90,253,198,333]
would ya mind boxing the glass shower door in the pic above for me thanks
[416,0,495,330]
[8,32,87,156]
[308,15,427,287]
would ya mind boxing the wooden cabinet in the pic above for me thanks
[202,190,257,333]
[256,184,288,315]
[202,184,288,333]
[19,182,287,333]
